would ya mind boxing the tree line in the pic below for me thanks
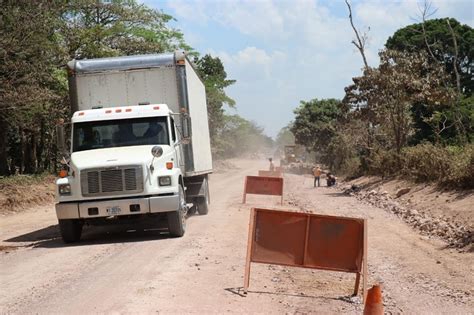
[290,14,473,188]
[0,0,271,177]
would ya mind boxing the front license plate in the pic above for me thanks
[106,206,121,215]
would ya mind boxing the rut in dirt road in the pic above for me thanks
[1,159,473,314]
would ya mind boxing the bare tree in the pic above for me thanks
[446,18,467,141]
[416,0,466,142]
[344,0,369,69]
[418,0,438,61]
[344,0,373,154]
[446,19,461,96]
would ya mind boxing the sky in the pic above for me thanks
[141,0,473,138]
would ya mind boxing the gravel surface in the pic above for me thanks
[342,185,473,250]
[1,159,473,314]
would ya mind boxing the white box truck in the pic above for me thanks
[55,51,212,242]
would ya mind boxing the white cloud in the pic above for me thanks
[214,0,286,37]
[165,0,210,24]
[166,0,352,51]
[213,47,286,79]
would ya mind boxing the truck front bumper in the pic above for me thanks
[56,194,179,219]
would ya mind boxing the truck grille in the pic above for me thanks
[81,166,143,197]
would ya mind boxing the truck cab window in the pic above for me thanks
[170,118,177,142]
[73,117,169,152]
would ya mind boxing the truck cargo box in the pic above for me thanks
[67,52,212,177]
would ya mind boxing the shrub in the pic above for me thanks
[401,143,451,181]
[365,143,474,189]
[442,145,474,188]
[400,143,474,188]
[367,149,400,177]
[340,157,362,179]
[324,133,362,177]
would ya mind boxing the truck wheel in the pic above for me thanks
[168,185,187,237]
[58,219,83,243]
[196,177,209,215]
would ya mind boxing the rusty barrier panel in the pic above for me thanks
[242,176,284,205]
[244,208,368,300]
[258,170,282,178]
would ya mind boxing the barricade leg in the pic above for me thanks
[363,219,368,302]
[353,272,361,296]
[243,208,256,293]
[280,181,284,205]
[242,177,248,204]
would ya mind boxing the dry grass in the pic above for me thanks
[0,174,56,214]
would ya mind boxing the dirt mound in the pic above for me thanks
[0,175,56,215]
[342,178,473,251]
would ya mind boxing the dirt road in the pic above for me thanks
[1,159,473,314]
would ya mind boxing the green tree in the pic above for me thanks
[386,18,474,144]
[386,18,473,96]
[275,126,295,149]
[215,115,273,158]
[344,49,454,153]
[0,1,65,175]
[61,0,192,59]
[290,98,344,155]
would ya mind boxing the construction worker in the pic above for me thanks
[269,158,275,171]
[313,165,322,187]
[326,172,337,187]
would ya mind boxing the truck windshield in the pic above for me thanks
[72,117,169,152]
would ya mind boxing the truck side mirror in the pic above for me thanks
[182,115,192,141]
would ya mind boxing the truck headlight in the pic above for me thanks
[58,184,71,195]
[158,176,171,186]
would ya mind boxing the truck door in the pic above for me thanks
[170,117,185,171]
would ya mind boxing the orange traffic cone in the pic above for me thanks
[363,284,383,315]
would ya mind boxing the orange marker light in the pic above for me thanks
[153,106,160,110]
[125,108,132,112]
[105,110,112,114]
[78,112,85,116]
[115,109,122,113]
[166,162,173,170]
[59,169,68,178]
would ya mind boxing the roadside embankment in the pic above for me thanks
[341,176,473,251]
[0,175,55,215]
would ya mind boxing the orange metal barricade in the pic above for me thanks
[242,176,284,205]
[244,208,368,299]
[258,170,282,177]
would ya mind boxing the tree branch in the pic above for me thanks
[446,18,461,96]
[345,0,369,69]
[419,0,438,62]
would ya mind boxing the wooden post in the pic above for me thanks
[302,214,311,265]
[353,273,361,296]
[362,218,368,302]
[243,208,256,293]
[280,179,284,205]
[242,176,248,204]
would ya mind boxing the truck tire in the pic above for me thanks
[58,219,83,243]
[196,177,209,215]
[168,185,187,237]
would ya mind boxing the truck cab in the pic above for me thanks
[56,104,195,242]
